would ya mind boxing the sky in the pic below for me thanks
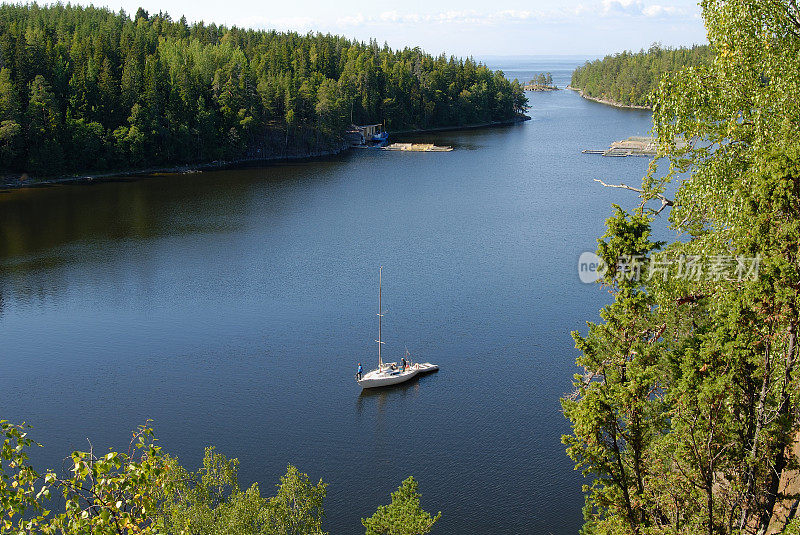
[75,0,708,56]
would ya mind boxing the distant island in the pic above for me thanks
[524,72,559,91]
[0,4,527,181]
[569,44,711,108]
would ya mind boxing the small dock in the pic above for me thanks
[382,143,453,152]
[583,136,656,157]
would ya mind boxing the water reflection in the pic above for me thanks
[356,373,438,410]
[354,375,438,470]
[0,159,348,265]
[394,127,521,152]
[0,158,349,305]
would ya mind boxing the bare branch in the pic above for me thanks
[593,178,645,194]
[787,0,800,35]
[594,178,674,215]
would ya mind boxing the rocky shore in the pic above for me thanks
[566,86,652,110]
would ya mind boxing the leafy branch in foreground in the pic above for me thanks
[2,420,168,534]
[1,420,51,533]
[2,421,435,534]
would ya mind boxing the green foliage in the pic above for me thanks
[565,2,800,534]
[2,421,392,534]
[361,476,440,535]
[0,3,527,177]
[0,120,22,166]
[563,208,665,535]
[1,421,169,534]
[786,518,800,535]
[1,420,50,534]
[529,72,553,87]
[571,43,712,107]
[160,449,327,535]
[25,74,64,174]
[265,465,327,535]
[50,425,169,534]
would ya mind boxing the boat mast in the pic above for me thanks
[377,266,384,369]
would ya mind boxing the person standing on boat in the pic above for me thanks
[401,356,407,371]
[357,363,363,380]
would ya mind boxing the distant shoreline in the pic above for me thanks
[0,116,530,192]
[0,143,352,192]
[566,86,652,110]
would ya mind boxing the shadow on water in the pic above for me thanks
[393,123,527,151]
[0,157,350,268]
[0,157,351,306]
[355,371,440,411]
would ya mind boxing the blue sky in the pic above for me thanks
[82,0,707,55]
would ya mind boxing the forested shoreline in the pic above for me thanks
[570,44,712,108]
[0,3,527,178]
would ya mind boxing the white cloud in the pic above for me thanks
[335,14,361,26]
[601,0,644,16]
[642,5,683,17]
[494,10,535,21]
[600,0,686,18]
[329,8,578,28]
[572,4,592,16]
[377,11,401,23]
[239,2,695,36]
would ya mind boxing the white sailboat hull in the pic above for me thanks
[357,366,419,388]
[415,362,439,374]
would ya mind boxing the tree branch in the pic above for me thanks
[594,179,674,215]
[787,0,800,35]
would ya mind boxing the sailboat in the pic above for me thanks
[355,268,437,389]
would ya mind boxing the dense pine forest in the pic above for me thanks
[570,44,712,107]
[0,4,527,177]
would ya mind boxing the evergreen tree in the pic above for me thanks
[361,477,441,535]
[0,3,527,176]
[25,75,63,174]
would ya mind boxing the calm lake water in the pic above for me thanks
[0,58,653,534]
